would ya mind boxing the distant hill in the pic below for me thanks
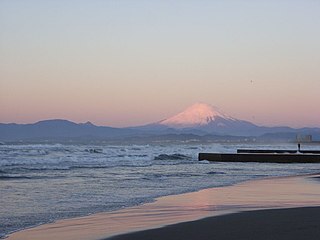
[0,119,140,141]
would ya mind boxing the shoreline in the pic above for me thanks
[6,173,320,240]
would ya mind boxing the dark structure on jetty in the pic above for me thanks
[199,148,320,163]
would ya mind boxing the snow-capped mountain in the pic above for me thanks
[159,103,235,128]
[150,102,320,137]
[152,102,259,135]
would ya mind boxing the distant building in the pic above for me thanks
[296,134,313,143]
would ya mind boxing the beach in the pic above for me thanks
[7,173,320,240]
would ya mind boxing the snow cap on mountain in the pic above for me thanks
[159,102,235,128]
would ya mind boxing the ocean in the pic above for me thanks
[1,142,320,238]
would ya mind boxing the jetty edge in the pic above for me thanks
[237,149,320,154]
[199,149,320,163]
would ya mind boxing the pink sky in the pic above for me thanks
[1,1,319,128]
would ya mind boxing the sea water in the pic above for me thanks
[1,142,320,238]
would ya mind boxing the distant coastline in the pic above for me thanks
[1,118,319,143]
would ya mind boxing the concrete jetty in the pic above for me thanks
[198,152,320,163]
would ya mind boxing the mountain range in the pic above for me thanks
[1,103,319,142]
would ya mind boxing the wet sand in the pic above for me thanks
[7,174,320,240]
[109,207,320,240]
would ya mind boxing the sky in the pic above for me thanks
[1,0,319,128]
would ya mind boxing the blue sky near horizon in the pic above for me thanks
[1,0,320,127]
